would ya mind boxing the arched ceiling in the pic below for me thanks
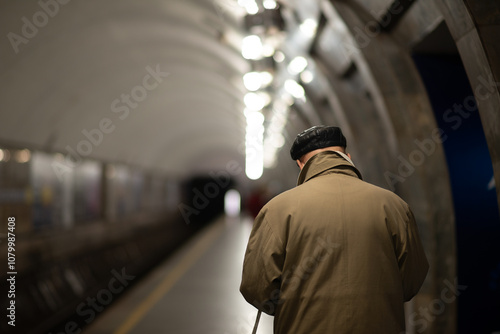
[0,0,251,178]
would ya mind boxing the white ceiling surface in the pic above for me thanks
[0,0,250,177]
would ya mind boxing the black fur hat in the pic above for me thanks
[290,125,347,160]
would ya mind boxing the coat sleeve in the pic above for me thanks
[397,207,430,301]
[240,208,285,315]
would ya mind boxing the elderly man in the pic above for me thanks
[240,125,429,334]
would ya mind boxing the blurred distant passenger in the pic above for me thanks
[240,125,429,334]
[246,185,270,218]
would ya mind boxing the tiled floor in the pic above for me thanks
[85,216,273,334]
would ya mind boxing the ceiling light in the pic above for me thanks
[270,132,285,148]
[258,91,271,106]
[243,71,274,91]
[260,71,273,86]
[242,35,263,60]
[300,70,314,83]
[245,2,259,14]
[288,56,308,75]
[245,109,265,126]
[300,18,318,37]
[243,72,262,91]
[245,110,264,180]
[244,92,265,111]
[238,0,259,14]
[262,43,275,57]
[263,0,277,10]
[284,79,305,99]
[273,51,285,63]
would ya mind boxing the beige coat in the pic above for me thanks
[240,151,429,333]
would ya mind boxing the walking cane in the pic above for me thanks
[252,310,262,334]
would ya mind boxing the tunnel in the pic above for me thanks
[0,0,499,333]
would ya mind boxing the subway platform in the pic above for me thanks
[84,216,273,334]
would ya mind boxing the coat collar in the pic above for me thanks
[297,151,363,186]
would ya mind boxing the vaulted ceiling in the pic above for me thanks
[0,0,253,178]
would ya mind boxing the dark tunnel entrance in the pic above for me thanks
[412,22,500,333]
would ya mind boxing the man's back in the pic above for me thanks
[240,152,429,334]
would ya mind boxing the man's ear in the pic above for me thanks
[296,159,305,170]
[347,152,352,160]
